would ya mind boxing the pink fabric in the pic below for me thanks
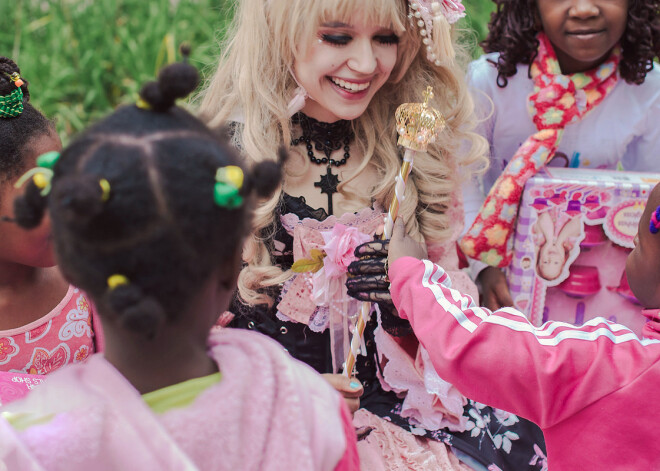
[310,224,371,312]
[0,286,97,374]
[0,371,45,406]
[334,401,360,471]
[642,309,660,340]
[391,256,660,470]
[353,409,470,471]
[375,196,475,431]
[374,326,468,431]
[278,206,384,326]
[0,329,355,471]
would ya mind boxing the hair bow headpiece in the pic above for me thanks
[408,0,465,66]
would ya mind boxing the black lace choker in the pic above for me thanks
[291,112,354,167]
[290,113,355,216]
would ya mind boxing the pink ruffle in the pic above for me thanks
[353,409,472,471]
[374,324,468,432]
[375,193,477,431]
[277,206,384,326]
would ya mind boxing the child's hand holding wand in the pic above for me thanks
[388,218,428,269]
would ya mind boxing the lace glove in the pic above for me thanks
[346,239,413,337]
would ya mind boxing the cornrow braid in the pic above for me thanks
[14,60,283,340]
[482,0,660,87]
[0,57,55,188]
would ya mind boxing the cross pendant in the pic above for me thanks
[314,166,340,215]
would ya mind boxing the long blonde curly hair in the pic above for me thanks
[198,0,488,306]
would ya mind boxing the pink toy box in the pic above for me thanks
[508,168,660,336]
[0,371,45,407]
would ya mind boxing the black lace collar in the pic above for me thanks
[291,112,355,162]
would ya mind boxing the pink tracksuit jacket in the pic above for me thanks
[390,257,660,471]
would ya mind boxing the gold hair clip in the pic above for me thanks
[107,274,129,290]
[99,178,111,202]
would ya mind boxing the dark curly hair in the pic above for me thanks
[482,0,660,87]
[0,57,54,186]
[14,60,283,340]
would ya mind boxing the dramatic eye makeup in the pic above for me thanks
[375,34,399,45]
[319,23,399,47]
[321,33,352,46]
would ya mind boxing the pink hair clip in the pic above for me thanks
[407,0,466,66]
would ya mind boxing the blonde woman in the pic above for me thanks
[200,0,545,469]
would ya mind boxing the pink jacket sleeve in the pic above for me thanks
[333,401,360,471]
[389,257,660,428]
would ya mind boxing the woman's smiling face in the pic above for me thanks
[293,11,400,122]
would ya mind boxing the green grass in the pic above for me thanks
[0,0,494,141]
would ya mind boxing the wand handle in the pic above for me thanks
[343,151,415,377]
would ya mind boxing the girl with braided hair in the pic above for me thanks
[0,57,102,378]
[0,60,359,471]
[200,0,546,469]
[460,0,660,311]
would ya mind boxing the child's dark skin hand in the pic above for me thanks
[387,218,428,267]
[477,267,514,311]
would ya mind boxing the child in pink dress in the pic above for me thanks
[0,59,358,471]
[386,180,660,469]
[0,57,100,388]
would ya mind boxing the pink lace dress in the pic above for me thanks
[230,194,546,471]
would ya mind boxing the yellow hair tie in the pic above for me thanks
[14,168,54,196]
[99,178,111,202]
[223,165,244,189]
[136,98,151,110]
[107,274,129,290]
[33,173,48,190]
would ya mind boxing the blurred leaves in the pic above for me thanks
[0,0,232,141]
[0,0,494,142]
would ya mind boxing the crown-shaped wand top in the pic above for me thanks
[395,86,446,152]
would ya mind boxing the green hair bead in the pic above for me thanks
[0,87,24,119]
[36,151,61,169]
[214,182,243,209]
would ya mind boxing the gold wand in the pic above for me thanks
[343,86,446,377]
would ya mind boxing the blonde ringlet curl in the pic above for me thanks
[198,0,488,307]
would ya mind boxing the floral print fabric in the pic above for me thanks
[0,286,96,374]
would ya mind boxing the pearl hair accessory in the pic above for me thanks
[408,0,466,66]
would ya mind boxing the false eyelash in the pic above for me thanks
[320,34,351,46]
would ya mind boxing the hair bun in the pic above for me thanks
[0,56,29,101]
[13,181,47,229]
[249,147,287,199]
[51,175,106,227]
[139,62,199,112]
[107,284,166,340]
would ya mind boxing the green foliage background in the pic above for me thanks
[0,0,494,141]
